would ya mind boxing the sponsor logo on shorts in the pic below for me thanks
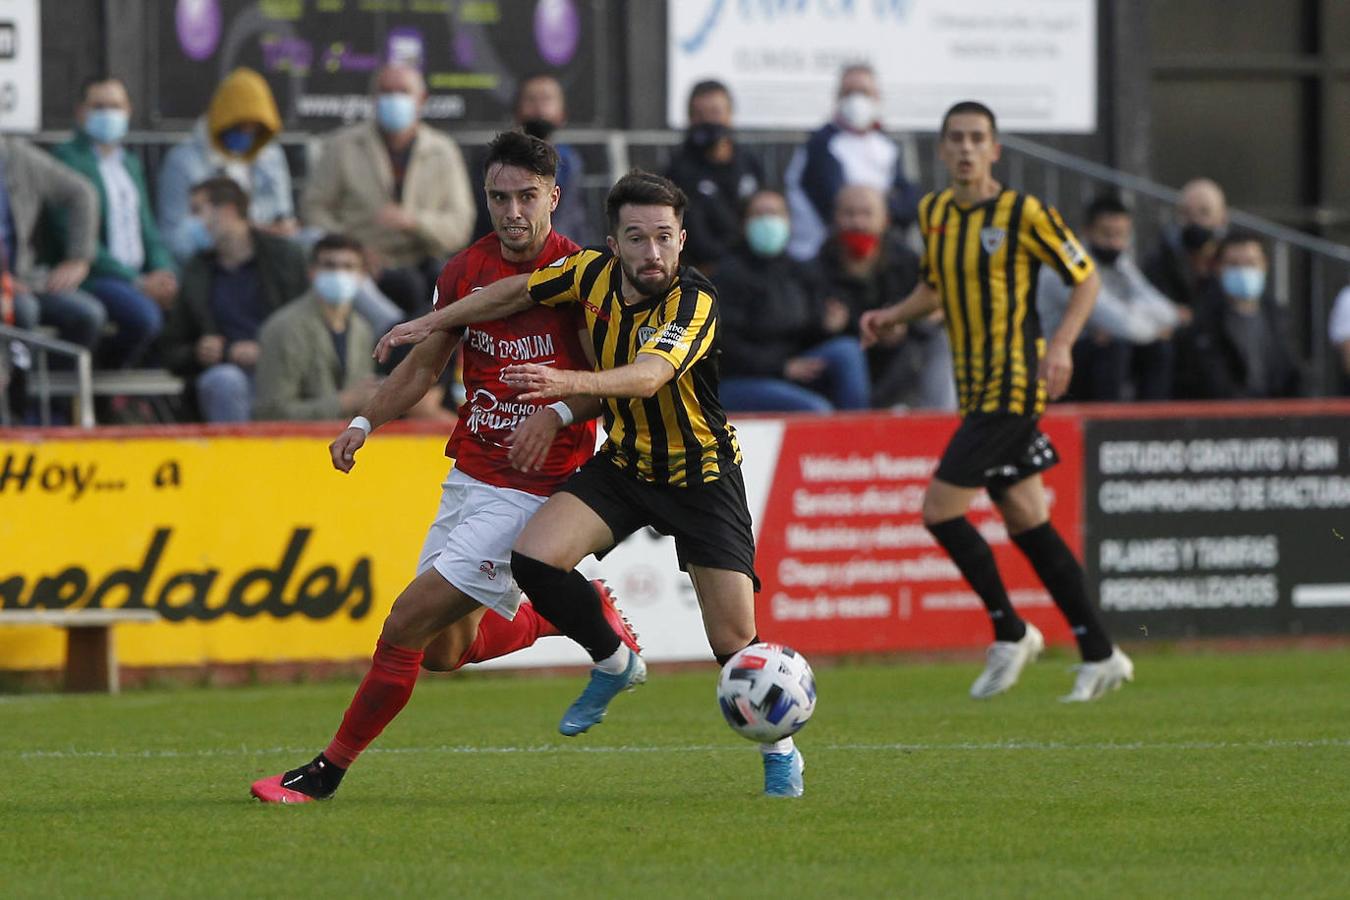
[479,560,498,580]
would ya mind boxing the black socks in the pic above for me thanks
[926,517,1027,642]
[715,636,760,667]
[510,552,622,662]
[1010,522,1113,662]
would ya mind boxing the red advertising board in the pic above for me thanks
[753,412,1082,653]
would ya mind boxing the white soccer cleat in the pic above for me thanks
[969,622,1045,699]
[1061,647,1134,703]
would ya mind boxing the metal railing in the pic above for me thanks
[0,324,95,428]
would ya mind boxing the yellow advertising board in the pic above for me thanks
[0,426,453,669]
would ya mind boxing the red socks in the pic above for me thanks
[324,639,424,769]
[453,602,561,670]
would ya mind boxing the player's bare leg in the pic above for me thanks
[250,569,480,803]
[510,493,647,735]
[688,564,801,797]
[994,476,1130,701]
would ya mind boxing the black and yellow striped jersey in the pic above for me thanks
[919,188,1095,417]
[526,248,742,487]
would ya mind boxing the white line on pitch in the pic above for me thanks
[10,737,1350,761]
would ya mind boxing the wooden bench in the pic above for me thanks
[0,609,162,693]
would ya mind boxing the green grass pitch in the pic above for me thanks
[3,646,1348,899]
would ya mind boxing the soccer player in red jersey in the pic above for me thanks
[251,132,639,804]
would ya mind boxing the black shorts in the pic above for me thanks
[934,413,1059,499]
[560,455,761,590]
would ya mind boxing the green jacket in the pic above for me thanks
[49,131,176,282]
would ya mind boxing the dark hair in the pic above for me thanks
[1217,228,1265,259]
[483,130,558,180]
[1085,194,1131,226]
[189,176,250,218]
[687,79,731,118]
[512,72,561,114]
[311,232,365,263]
[605,170,688,235]
[940,100,998,137]
[79,73,126,101]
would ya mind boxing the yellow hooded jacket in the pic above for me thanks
[207,68,282,162]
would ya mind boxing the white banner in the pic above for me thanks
[668,0,1096,133]
[0,0,39,133]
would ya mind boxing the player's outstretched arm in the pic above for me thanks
[330,331,458,473]
[506,395,604,473]
[373,274,534,363]
[859,282,942,348]
[503,355,675,403]
[1039,269,1100,400]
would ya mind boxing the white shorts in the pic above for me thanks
[415,468,547,618]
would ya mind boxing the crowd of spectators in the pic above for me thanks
[0,60,1335,426]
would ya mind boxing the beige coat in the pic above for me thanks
[254,292,375,421]
[301,122,474,268]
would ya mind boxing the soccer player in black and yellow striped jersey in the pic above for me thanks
[861,101,1134,703]
[376,170,805,796]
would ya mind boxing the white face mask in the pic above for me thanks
[838,92,878,131]
[314,269,361,306]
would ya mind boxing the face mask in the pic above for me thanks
[745,215,790,258]
[838,229,881,261]
[520,118,557,141]
[1180,223,1214,252]
[1221,266,1265,301]
[84,108,128,145]
[376,93,418,133]
[186,216,214,252]
[1090,244,1122,266]
[314,270,361,306]
[687,122,730,153]
[837,92,878,131]
[218,126,255,156]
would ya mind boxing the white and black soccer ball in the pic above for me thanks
[716,643,816,742]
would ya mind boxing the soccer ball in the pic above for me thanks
[716,643,816,742]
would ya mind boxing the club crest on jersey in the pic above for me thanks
[638,325,657,344]
[980,226,1006,254]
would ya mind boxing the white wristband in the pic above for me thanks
[349,415,373,435]
[546,401,574,426]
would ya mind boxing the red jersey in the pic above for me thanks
[433,230,596,496]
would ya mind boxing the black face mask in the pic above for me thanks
[687,122,730,153]
[1180,223,1214,252]
[520,118,557,142]
[1090,244,1121,266]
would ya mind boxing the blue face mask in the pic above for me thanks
[218,126,255,156]
[1221,266,1266,301]
[84,108,129,145]
[313,269,361,306]
[745,214,790,257]
[186,216,214,252]
[376,93,418,133]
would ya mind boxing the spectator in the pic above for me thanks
[785,63,920,261]
[713,189,869,413]
[1174,230,1303,400]
[664,79,763,273]
[1039,195,1186,401]
[254,233,380,421]
[814,184,954,410]
[157,68,298,264]
[2,135,105,360]
[160,178,308,422]
[47,75,176,369]
[1329,281,1350,393]
[515,73,594,245]
[1144,177,1228,310]
[302,63,475,317]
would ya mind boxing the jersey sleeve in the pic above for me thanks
[1025,198,1096,286]
[432,253,467,311]
[527,249,596,307]
[917,193,939,289]
[638,282,716,376]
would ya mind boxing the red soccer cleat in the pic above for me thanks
[250,774,317,804]
[592,579,642,655]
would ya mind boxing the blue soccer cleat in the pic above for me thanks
[763,748,805,798]
[558,649,647,736]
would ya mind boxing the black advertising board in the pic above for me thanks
[1084,413,1350,638]
[153,0,605,128]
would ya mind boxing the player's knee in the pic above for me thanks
[510,552,568,606]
